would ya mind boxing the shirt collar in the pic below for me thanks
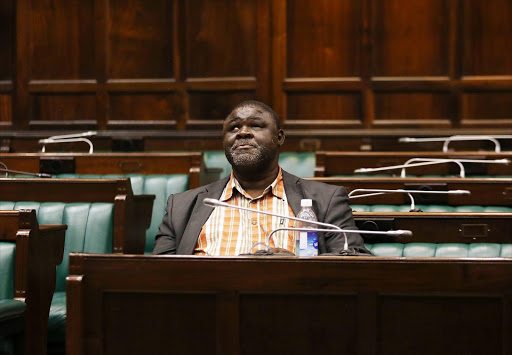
[223,166,285,201]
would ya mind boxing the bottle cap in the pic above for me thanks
[300,199,312,207]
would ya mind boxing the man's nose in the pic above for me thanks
[236,126,253,137]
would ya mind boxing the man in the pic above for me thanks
[153,100,370,255]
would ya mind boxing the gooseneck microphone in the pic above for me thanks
[0,162,52,178]
[348,188,470,211]
[39,131,97,154]
[203,198,412,255]
[354,158,510,178]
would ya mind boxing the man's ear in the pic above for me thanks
[277,129,285,146]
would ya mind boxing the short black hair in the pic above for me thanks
[229,100,281,129]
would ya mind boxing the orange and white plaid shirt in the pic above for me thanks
[194,167,295,255]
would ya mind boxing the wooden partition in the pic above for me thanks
[66,253,512,355]
[0,178,153,254]
[352,212,512,244]
[0,152,204,188]
[1,1,511,137]
[309,177,512,206]
[315,151,512,176]
[0,210,66,355]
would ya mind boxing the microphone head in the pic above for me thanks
[394,229,413,237]
[203,198,230,208]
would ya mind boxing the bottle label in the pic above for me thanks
[298,232,318,256]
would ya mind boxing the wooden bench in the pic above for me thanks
[0,210,66,355]
[315,151,512,177]
[65,254,512,355]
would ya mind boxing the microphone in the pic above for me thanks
[348,188,470,212]
[399,135,512,153]
[39,131,97,154]
[203,198,412,255]
[0,162,52,178]
[354,158,510,178]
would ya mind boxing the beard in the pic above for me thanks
[225,139,277,171]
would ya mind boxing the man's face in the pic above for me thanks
[223,105,284,171]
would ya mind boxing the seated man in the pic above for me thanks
[153,100,370,256]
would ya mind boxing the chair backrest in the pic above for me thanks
[54,174,189,254]
[0,243,16,300]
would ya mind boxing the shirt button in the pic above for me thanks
[252,221,257,225]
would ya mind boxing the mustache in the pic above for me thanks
[231,140,258,150]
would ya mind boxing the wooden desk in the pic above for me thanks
[309,177,512,206]
[0,209,66,355]
[315,151,512,177]
[0,152,204,188]
[67,254,512,355]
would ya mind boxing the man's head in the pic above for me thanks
[223,101,285,174]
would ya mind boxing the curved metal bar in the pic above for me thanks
[40,137,94,154]
[400,158,465,178]
[442,135,501,153]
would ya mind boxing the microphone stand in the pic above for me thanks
[0,162,52,178]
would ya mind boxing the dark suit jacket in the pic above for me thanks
[153,170,370,255]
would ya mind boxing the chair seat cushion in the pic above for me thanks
[47,292,66,344]
[366,243,512,257]
[0,300,26,321]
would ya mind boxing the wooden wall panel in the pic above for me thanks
[286,0,360,78]
[184,0,257,78]
[109,93,176,125]
[372,0,449,76]
[31,94,96,122]
[2,0,511,135]
[188,91,255,121]
[0,95,11,122]
[30,0,95,79]
[462,91,512,121]
[462,0,512,76]
[108,0,174,79]
[287,92,362,123]
[374,92,452,123]
[0,0,13,80]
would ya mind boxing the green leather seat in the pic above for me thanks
[55,174,189,254]
[0,201,115,350]
[204,151,316,178]
[366,243,512,257]
[0,243,17,354]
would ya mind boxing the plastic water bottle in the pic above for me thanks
[294,199,318,256]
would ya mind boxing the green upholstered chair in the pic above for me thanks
[0,243,21,355]
[55,174,190,254]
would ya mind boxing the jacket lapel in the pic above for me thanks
[177,176,230,254]
[282,170,303,216]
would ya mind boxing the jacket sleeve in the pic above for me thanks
[152,194,178,255]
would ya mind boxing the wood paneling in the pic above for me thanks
[374,92,452,122]
[31,94,96,122]
[30,0,95,80]
[462,91,512,120]
[184,0,257,78]
[0,0,13,80]
[372,0,449,76]
[108,0,174,79]
[109,93,176,123]
[462,0,512,76]
[0,95,11,122]
[286,0,360,78]
[1,0,511,134]
[287,92,362,122]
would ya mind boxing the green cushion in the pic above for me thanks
[0,299,26,321]
[47,292,66,344]
[0,243,15,300]
[55,174,190,254]
[279,152,315,178]
[203,151,232,179]
[367,243,512,257]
